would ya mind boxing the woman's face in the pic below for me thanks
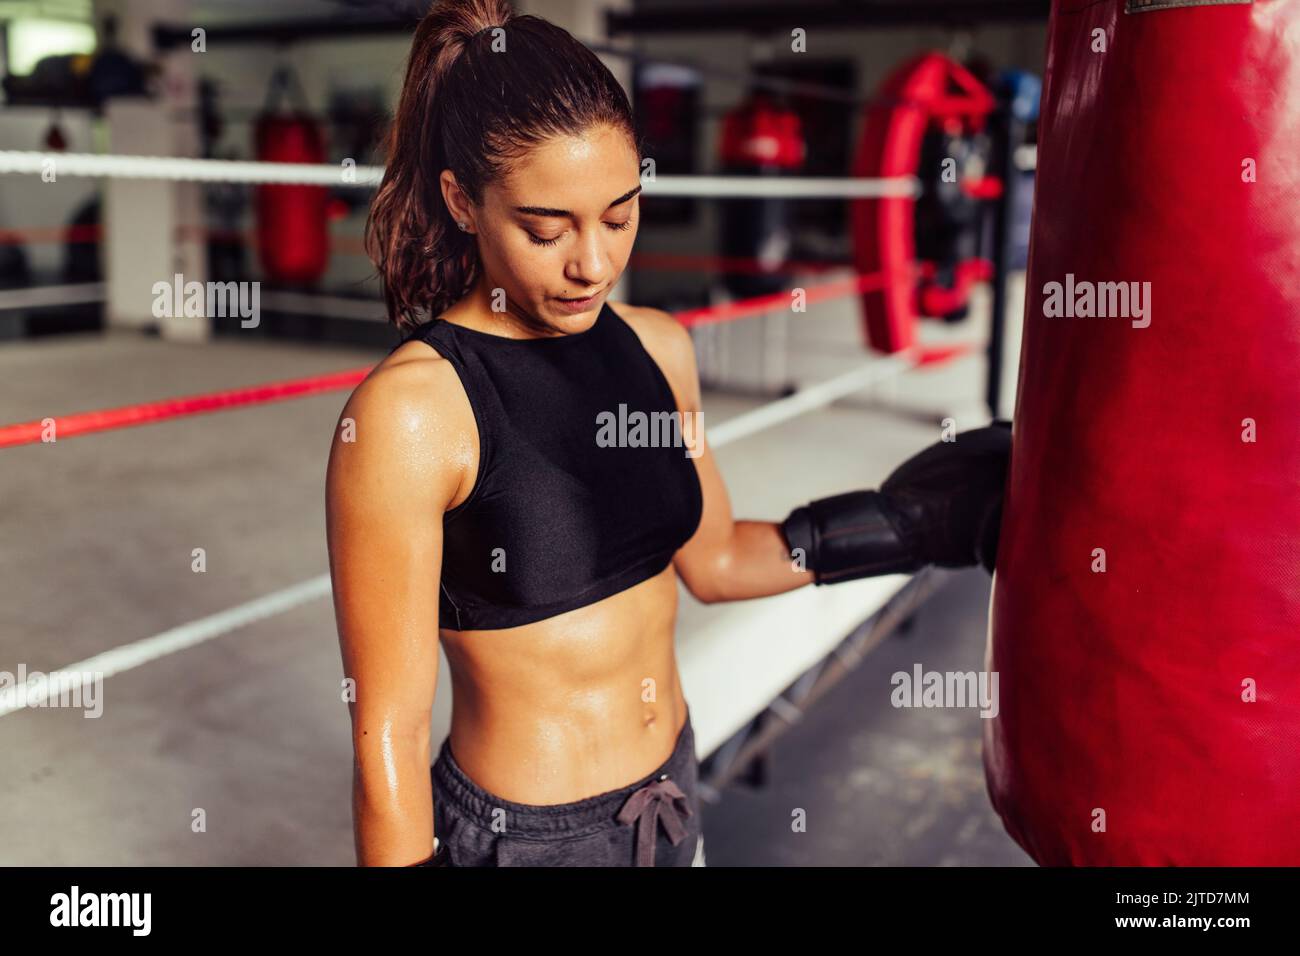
[447,125,641,328]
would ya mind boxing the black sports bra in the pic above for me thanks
[393,302,704,630]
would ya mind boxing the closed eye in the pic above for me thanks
[528,220,633,247]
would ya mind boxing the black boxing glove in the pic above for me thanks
[779,421,1011,583]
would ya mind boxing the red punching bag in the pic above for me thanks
[986,0,1300,865]
[716,89,805,299]
[254,66,329,284]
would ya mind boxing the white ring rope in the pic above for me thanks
[707,352,918,449]
[0,150,387,186]
[0,150,919,197]
[649,174,918,199]
[0,282,104,311]
[0,576,334,718]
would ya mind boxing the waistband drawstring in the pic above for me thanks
[615,771,693,867]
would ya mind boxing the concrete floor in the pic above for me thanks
[701,568,1033,867]
[0,299,1027,866]
[1,330,361,865]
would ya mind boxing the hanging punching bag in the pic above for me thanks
[985,0,1300,865]
[716,89,804,299]
[254,66,329,285]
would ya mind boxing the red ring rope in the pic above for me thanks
[0,267,971,448]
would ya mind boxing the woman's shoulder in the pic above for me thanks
[606,299,685,342]
[329,328,477,495]
[356,329,462,415]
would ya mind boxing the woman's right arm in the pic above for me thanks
[325,354,470,866]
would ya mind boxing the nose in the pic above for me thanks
[563,224,610,292]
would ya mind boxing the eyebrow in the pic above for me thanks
[513,185,642,219]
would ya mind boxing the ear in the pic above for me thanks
[440,170,475,232]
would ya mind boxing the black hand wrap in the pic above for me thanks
[780,421,1011,584]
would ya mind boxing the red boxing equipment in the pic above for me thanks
[254,71,329,285]
[717,89,805,170]
[986,0,1300,865]
[850,53,996,353]
[716,90,805,299]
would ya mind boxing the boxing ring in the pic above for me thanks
[0,143,1020,863]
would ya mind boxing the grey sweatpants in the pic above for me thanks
[432,708,705,867]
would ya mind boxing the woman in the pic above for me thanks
[326,0,810,869]
[327,0,1007,868]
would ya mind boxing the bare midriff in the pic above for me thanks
[438,560,688,805]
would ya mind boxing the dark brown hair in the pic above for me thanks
[365,0,640,335]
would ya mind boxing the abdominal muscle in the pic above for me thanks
[437,560,688,806]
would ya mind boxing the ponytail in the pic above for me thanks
[364,0,639,334]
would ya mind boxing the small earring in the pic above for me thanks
[457,221,468,232]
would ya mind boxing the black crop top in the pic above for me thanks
[393,302,704,630]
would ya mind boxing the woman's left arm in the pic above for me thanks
[622,305,812,604]
[624,304,1011,603]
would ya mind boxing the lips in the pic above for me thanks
[553,289,603,312]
